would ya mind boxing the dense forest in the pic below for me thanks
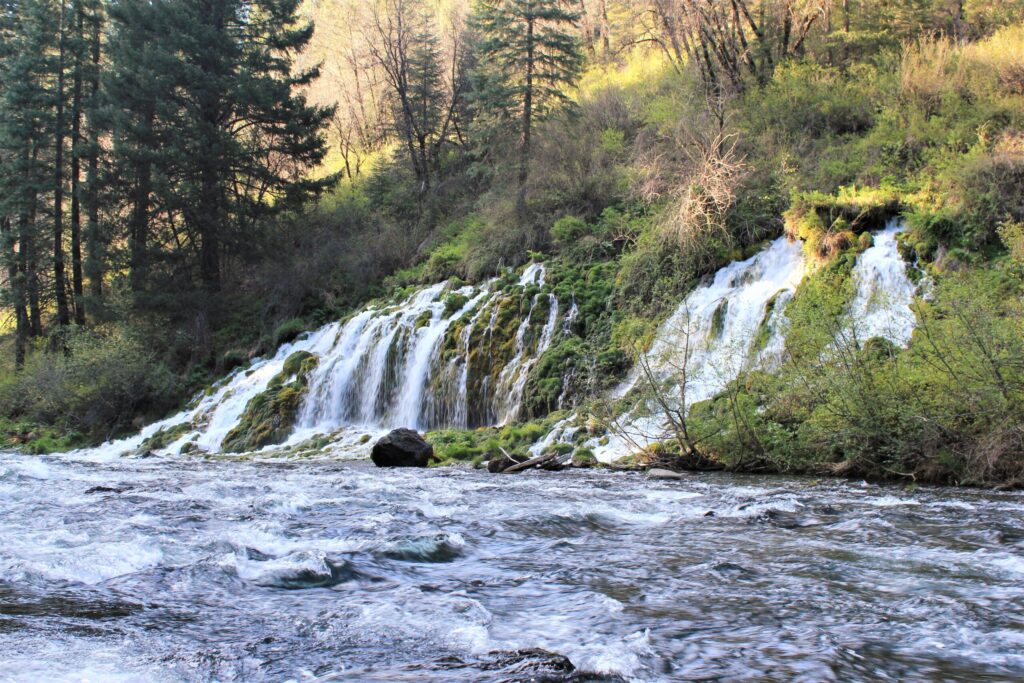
[1,0,1023,485]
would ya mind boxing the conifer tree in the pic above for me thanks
[161,0,335,293]
[470,0,583,198]
[0,0,57,363]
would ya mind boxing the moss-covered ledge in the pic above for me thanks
[221,351,319,453]
[784,186,902,261]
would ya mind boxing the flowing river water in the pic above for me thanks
[2,450,1024,682]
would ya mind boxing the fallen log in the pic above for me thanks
[502,452,560,474]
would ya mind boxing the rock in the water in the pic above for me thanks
[647,468,684,480]
[371,428,433,468]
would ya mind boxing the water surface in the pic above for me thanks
[1,451,1023,682]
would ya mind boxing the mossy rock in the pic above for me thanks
[443,291,470,317]
[273,319,307,347]
[221,353,320,453]
[414,309,433,330]
[135,422,192,455]
[572,448,597,468]
[282,350,319,380]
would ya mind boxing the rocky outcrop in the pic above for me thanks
[221,351,319,453]
[371,428,433,467]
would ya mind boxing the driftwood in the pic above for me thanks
[502,451,571,474]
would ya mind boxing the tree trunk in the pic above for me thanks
[85,3,102,300]
[1,216,27,369]
[129,108,154,294]
[54,0,71,327]
[71,0,85,324]
[517,14,535,212]
[27,187,42,337]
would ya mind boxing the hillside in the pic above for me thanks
[1,1,1023,485]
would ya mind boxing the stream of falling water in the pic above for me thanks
[65,225,919,465]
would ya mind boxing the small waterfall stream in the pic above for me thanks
[568,224,920,462]
[850,219,918,346]
[73,224,920,461]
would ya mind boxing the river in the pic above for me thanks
[2,450,1023,682]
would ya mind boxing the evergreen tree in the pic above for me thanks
[470,0,582,198]
[0,0,58,364]
[104,0,334,296]
[161,0,335,293]
[104,0,167,296]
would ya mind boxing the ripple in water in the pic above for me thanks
[1,450,1023,681]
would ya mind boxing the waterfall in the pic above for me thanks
[78,263,570,458]
[850,219,917,346]
[69,225,921,462]
[587,236,808,460]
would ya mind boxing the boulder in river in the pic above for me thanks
[371,428,433,467]
[647,468,684,480]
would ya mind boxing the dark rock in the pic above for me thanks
[85,485,128,495]
[371,428,433,468]
[647,468,683,480]
[758,508,821,529]
[483,648,576,680]
[704,510,716,517]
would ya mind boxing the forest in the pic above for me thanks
[1,0,1023,485]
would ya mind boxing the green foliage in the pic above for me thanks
[273,319,307,348]
[136,422,192,455]
[0,327,180,439]
[693,265,1024,486]
[427,415,562,466]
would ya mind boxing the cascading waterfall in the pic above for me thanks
[585,236,808,460]
[73,223,921,462]
[572,224,920,462]
[850,219,917,346]
[79,263,568,459]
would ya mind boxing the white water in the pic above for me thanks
[589,236,807,460]
[76,264,568,459]
[578,226,919,463]
[69,226,919,463]
[850,219,918,346]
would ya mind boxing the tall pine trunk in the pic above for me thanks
[517,15,535,212]
[85,5,102,300]
[70,1,85,325]
[53,0,71,327]
[128,108,153,294]
[1,216,27,369]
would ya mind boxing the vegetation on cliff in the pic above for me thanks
[1,1,1023,484]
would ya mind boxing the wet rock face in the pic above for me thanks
[425,648,626,682]
[371,428,433,467]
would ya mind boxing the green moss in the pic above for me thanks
[273,319,307,347]
[136,422,193,455]
[221,353,320,453]
[709,300,729,340]
[414,310,433,330]
[785,186,902,262]
[443,291,469,317]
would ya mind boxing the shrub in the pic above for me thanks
[273,319,307,347]
[0,328,181,439]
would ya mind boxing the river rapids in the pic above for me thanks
[2,451,1024,681]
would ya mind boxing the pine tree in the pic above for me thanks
[157,0,335,293]
[0,0,58,364]
[104,0,165,296]
[470,0,583,198]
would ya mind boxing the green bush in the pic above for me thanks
[273,319,307,347]
[0,327,181,439]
